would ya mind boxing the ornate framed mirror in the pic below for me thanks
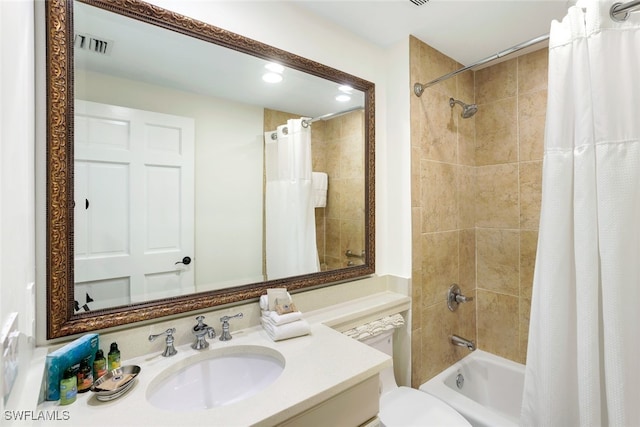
[46,0,375,338]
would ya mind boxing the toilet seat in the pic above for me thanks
[379,386,471,427]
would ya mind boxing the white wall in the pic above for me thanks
[0,0,36,410]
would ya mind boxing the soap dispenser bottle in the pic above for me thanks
[93,349,107,379]
[108,342,121,370]
[76,357,93,393]
[59,367,77,405]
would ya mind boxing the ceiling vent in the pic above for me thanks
[74,33,113,55]
[410,0,429,5]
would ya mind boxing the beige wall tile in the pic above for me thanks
[475,97,518,165]
[340,178,365,222]
[412,207,423,268]
[420,90,458,163]
[420,303,471,382]
[459,229,476,290]
[456,70,475,105]
[475,58,517,104]
[410,38,548,369]
[411,327,423,388]
[416,38,458,97]
[421,160,458,232]
[422,231,459,307]
[519,296,532,364]
[411,146,422,207]
[520,161,543,229]
[477,290,519,361]
[341,219,364,259]
[520,230,538,300]
[476,228,520,296]
[411,270,423,331]
[519,90,547,162]
[475,163,519,228]
[518,48,549,95]
[325,218,340,259]
[458,166,476,230]
[458,114,476,166]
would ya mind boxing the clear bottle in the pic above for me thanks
[59,367,77,405]
[93,349,107,379]
[108,342,121,370]
[76,357,93,393]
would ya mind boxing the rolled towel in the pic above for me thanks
[261,317,310,341]
[261,310,303,326]
[342,314,405,340]
[259,295,269,311]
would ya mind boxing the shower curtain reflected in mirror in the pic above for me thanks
[264,119,320,280]
[522,1,640,425]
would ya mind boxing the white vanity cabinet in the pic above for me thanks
[279,375,380,427]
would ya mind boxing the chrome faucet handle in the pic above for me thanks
[220,312,243,341]
[149,328,178,357]
[191,316,216,350]
[447,284,473,312]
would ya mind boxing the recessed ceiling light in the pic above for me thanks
[335,94,351,102]
[263,72,283,83]
[338,85,353,93]
[265,62,284,74]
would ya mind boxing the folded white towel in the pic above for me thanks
[261,317,311,341]
[261,310,303,326]
[312,172,328,208]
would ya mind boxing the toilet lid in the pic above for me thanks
[379,386,471,427]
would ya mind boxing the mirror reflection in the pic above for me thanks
[72,1,366,312]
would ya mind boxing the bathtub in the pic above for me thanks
[419,350,525,427]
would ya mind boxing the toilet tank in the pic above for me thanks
[359,329,394,356]
[359,330,397,395]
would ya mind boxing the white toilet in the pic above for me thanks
[360,330,471,427]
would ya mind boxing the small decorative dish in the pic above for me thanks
[91,365,141,401]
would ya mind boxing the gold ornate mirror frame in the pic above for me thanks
[46,0,375,338]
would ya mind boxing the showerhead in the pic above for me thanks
[449,98,478,119]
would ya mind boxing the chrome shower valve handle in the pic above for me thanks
[447,284,474,312]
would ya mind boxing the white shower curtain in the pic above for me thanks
[264,118,320,280]
[521,1,640,426]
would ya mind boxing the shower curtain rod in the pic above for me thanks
[414,0,640,97]
[269,106,364,140]
[413,33,549,96]
[611,0,640,21]
[302,106,364,127]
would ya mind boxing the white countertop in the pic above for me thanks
[36,323,389,426]
[23,291,411,427]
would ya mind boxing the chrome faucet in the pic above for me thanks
[451,335,476,351]
[220,313,243,341]
[149,328,178,357]
[192,316,216,350]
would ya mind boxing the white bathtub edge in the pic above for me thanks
[418,350,524,427]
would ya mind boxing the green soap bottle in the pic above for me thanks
[108,342,121,370]
[59,367,77,405]
[93,349,107,379]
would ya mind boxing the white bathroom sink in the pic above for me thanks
[146,345,285,412]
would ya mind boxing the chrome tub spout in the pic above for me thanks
[451,334,476,351]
